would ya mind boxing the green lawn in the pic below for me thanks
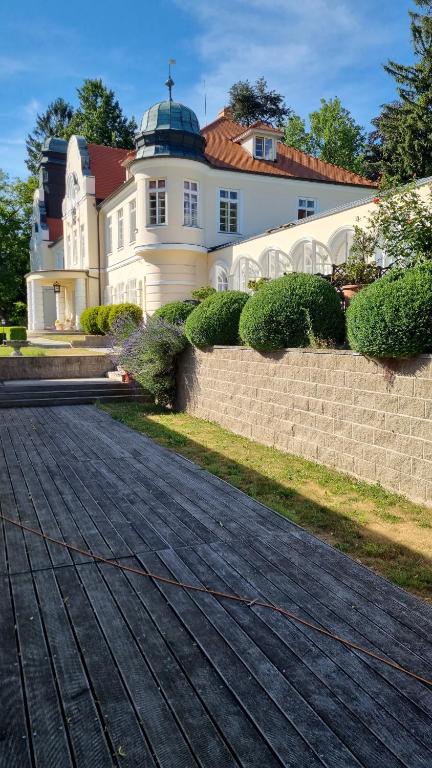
[101,401,432,601]
[0,346,106,357]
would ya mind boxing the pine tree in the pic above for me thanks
[66,79,137,148]
[370,1,432,182]
[26,98,74,175]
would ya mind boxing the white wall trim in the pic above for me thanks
[134,242,207,253]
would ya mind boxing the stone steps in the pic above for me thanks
[0,378,147,408]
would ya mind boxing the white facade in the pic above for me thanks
[27,104,376,330]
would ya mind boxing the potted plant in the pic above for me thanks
[54,319,64,331]
[338,225,378,305]
[64,316,74,330]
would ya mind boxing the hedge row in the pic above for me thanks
[80,303,143,335]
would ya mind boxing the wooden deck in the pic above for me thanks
[1,404,431,768]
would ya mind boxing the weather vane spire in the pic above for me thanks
[166,59,176,101]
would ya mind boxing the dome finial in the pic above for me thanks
[165,58,176,101]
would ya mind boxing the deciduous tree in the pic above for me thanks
[0,172,37,320]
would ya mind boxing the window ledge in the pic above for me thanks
[182,224,202,230]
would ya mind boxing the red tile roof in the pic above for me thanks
[231,121,284,142]
[202,116,375,187]
[47,217,63,242]
[87,144,132,200]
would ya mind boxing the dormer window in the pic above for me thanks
[255,136,274,160]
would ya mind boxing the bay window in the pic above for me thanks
[129,199,136,242]
[148,179,166,225]
[184,181,198,227]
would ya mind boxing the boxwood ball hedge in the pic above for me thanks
[80,306,101,335]
[239,273,345,350]
[154,300,196,325]
[347,264,432,358]
[185,291,249,347]
[108,302,143,329]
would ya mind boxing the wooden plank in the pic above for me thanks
[120,560,281,768]
[136,551,325,767]
[181,543,425,768]
[6,425,72,570]
[55,564,157,768]
[10,571,74,768]
[0,525,32,767]
[209,540,432,758]
[33,568,113,767]
[75,561,200,768]
[242,536,432,715]
[99,560,240,768]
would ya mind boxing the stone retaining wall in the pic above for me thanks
[0,355,113,381]
[177,346,432,506]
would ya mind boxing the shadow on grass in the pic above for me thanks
[101,401,432,600]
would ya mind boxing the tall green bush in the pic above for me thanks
[185,291,249,348]
[108,303,142,330]
[4,326,27,341]
[239,273,344,350]
[154,300,196,325]
[97,305,112,334]
[80,306,102,335]
[347,264,432,358]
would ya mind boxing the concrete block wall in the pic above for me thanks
[177,346,432,506]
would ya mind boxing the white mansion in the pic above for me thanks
[27,90,377,331]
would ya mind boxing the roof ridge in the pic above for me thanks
[283,142,371,185]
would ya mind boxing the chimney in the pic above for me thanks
[217,106,233,119]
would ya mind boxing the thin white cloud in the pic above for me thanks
[174,0,404,126]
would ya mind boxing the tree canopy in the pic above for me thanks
[0,172,37,320]
[228,77,290,126]
[66,79,137,148]
[26,79,137,174]
[26,98,74,175]
[367,0,432,182]
[284,98,367,175]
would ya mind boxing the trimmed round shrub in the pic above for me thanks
[80,306,102,335]
[153,300,196,325]
[239,273,345,351]
[191,285,217,302]
[6,326,27,341]
[97,305,112,334]
[347,264,432,358]
[185,291,249,348]
[108,303,143,330]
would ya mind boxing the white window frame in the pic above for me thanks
[129,199,136,243]
[218,188,240,234]
[255,136,274,160]
[298,198,317,220]
[183,180,199,227]
[66,234,71,267]
[117,208,124,249]
[106,216,112,254]
[148,179,167,226]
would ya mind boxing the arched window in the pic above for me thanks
[259,248,294,278]
[210,261,229,292]
[290,239,332,275]
[328,227,355,264]
[229,257,261,291]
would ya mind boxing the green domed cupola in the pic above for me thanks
[135,79,206,161]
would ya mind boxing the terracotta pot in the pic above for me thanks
[341,284,364,306]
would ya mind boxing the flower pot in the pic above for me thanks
[341,284,364,306]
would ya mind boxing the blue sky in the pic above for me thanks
[0,0,415,178]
